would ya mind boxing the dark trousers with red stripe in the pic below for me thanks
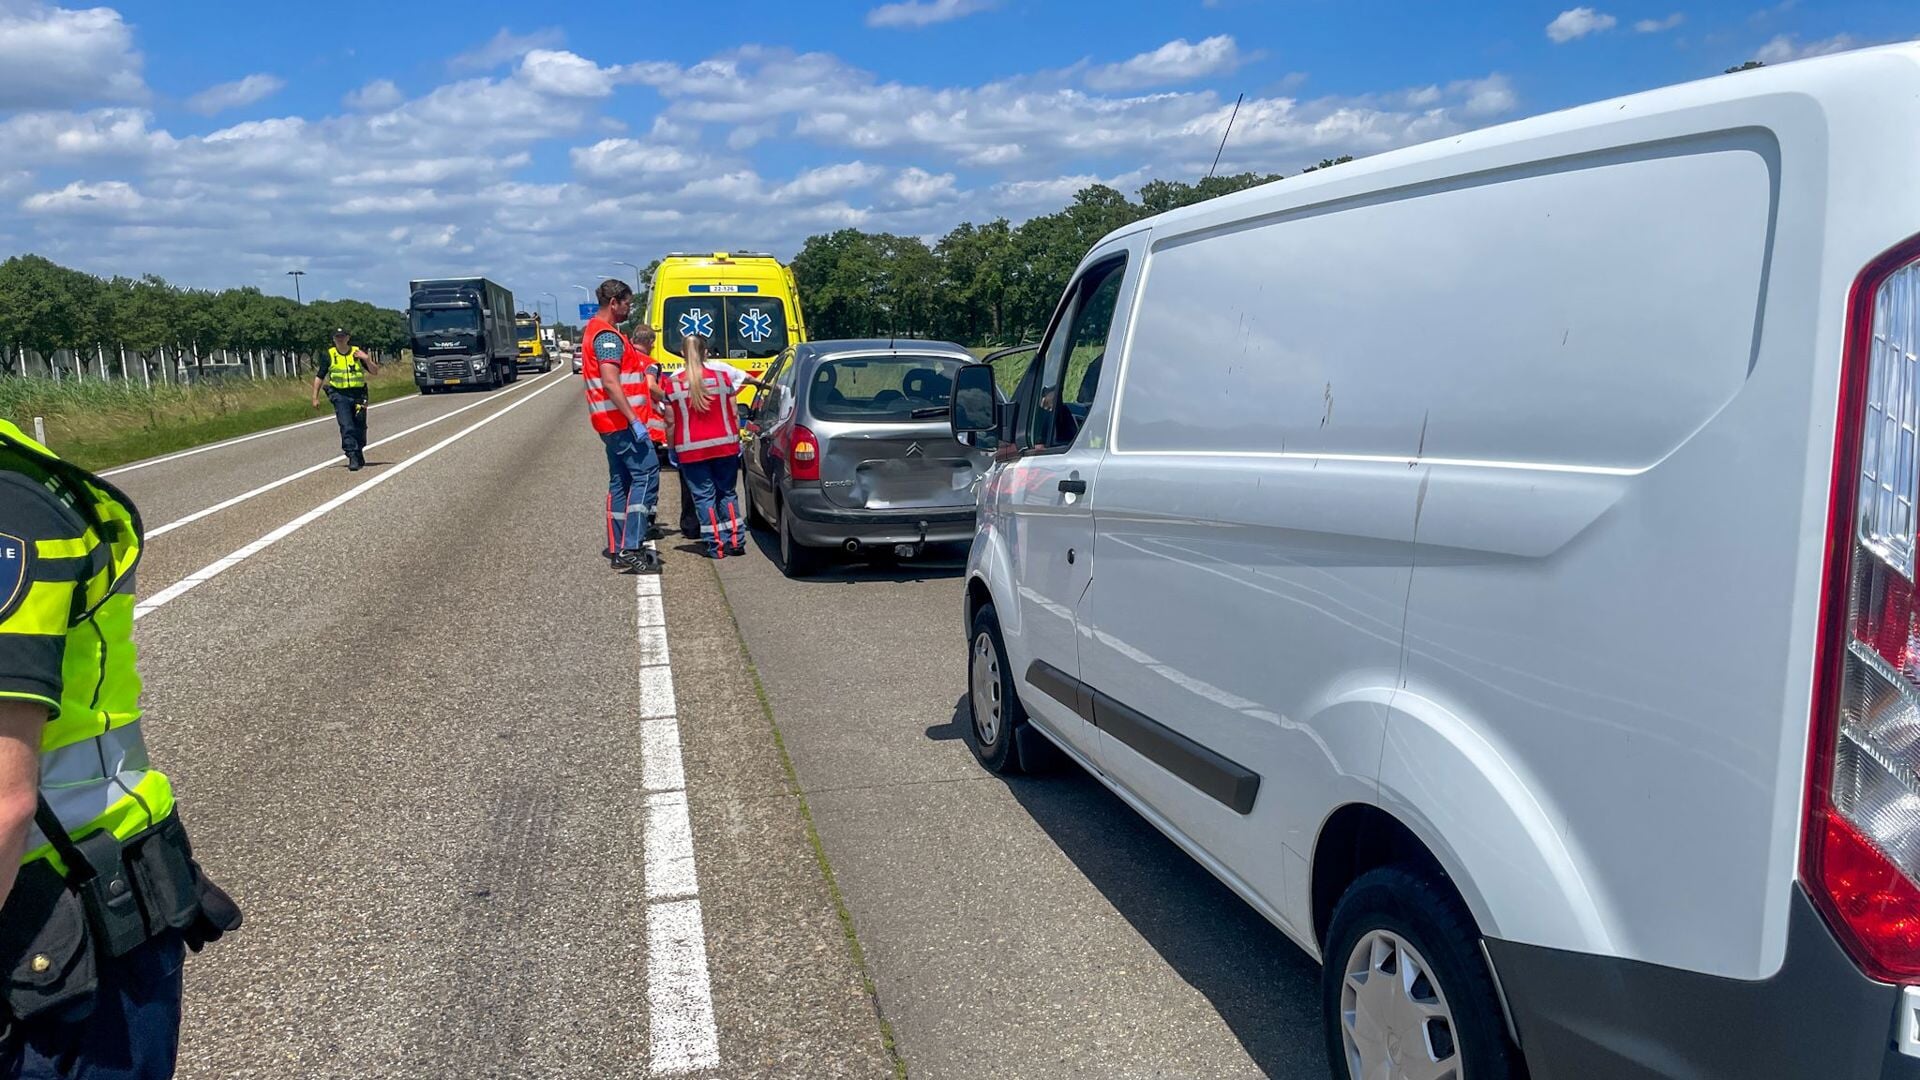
[600,429,659,553]
[679,454,742,556]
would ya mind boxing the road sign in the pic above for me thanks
[578,303,597,321]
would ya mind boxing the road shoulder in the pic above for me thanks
[660,523,902,1079]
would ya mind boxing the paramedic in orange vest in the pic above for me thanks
[580,279,662,575]
[665,333,764,559]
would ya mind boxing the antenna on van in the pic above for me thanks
[1206,92,1244,181]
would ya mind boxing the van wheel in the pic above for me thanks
[777,499,818,578]
[967,604,1027,775]
[1322,867,1519,1080]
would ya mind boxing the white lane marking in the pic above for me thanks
[646,899,721,1077]
[98,388,422,477]
[643,791,700,901]
[133,373,572,620]
[147,373,557,538]
[639,573,720,1076]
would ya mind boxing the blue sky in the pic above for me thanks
[0,0,1909,316]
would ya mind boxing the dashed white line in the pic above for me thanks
[132,373,572,620]
[98,389,420,477]
[636,572,720,1076]
[147,373,556,538]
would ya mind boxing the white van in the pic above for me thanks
[949,45,1920,1080]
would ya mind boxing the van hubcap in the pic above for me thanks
[1340,930,1461,1080]
[970,632,1003,747]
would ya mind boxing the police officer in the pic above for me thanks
[0,420,240,1079]
[311,328,379,471]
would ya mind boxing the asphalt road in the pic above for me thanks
[105,372,1329,1078]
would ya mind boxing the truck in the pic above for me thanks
[513,311,552,373]
[407,277,520,392]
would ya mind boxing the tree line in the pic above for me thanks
[0,254,408,384]
[789,161,1352,345]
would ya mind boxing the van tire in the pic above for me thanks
[966,604,1027,775]
[777,499,818,578]
[1321,867,1519,1080]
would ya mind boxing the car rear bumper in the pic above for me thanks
[784,488,974,547]
[1486,887,1917,1079]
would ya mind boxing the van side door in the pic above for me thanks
[995,241,1140,764]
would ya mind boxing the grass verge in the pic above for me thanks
[0,368,419,471]
[710,560,911,1080]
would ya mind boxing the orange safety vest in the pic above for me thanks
[580,315,660,437]
[666,364,746,463]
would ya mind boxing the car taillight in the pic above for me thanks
[790,425,820,481]
[1812,235,1920,983]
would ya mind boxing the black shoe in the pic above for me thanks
[347,457,363,472]
[645,525,667,541]
[727,541,747,557]
[615,550,663,575]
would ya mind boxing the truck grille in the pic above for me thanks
[429,358,470,380]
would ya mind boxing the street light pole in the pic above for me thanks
[613,261,644,295]
[286,269,305,304]
[541,291,558,328]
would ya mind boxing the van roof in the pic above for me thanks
[659,252,782,263]
[1113,43,1920,251]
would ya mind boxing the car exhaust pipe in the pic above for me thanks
[843,539,861,553]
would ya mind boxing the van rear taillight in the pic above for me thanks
[1813,238,1920,983]
[790,425,820,481]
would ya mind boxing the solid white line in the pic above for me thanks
[646,899,722,1076]
[132,373,572,620]
[638,573,719,1076]
[146,373,557,538]
[98,388,424,477]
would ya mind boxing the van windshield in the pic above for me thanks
[663,296,788,360]
[808,355,965,423]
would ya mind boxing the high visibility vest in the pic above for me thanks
[580,316,661,437]
[0,420,176,875]
[666,364,745,463]
[327,346,367,391]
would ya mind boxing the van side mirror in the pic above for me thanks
[951,363,998,436]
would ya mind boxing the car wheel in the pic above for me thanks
[967,604,1028,774]
[777,498,819,578]
[1322,866,1519,1080]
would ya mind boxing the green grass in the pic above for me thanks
[710,560,911,1080]
[0,366,417,471]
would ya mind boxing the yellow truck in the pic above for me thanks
[648,252,807,405]
[514,311,551,373]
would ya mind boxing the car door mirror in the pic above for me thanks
[951,363,999,436]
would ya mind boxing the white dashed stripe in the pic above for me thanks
[638,573,719,1075]
[99,390,415,477]
[133,374,573,620]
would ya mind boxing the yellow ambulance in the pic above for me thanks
[647,252,807,404]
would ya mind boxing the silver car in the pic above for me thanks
[743,339,989,576]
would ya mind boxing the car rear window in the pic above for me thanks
[808,355,965,423]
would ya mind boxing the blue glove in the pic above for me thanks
[632,419,649,442]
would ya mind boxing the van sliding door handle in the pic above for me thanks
[1058,478,1088,495]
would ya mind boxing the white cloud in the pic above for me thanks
[570,138,708,181]
[450,27,564,72]
[517,49,622,98]
[775,162,886,201]
[1546,8,1617,43]
[1454,74,1517,117]
[866,0,995,29]
[1754,32,1859,63]
[344,79,403,111]
[890,167,957,205]
[0,107,172,163]
[1085,35,1249,91]
[186,73,285,115]
[1633,13,1684,33]
[0,1,145,108]
[22,180,144,214]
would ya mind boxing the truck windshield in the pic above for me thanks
[515,323,537,341]
[412,308,479,334]
[663,296,788,360]
[808,355,965,423]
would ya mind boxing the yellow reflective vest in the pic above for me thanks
[0,420,175,874]
[326,346,367,391]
